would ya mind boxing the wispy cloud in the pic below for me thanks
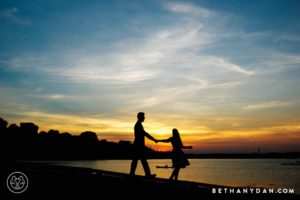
[0,7,31,25]
[164,2,215,18]
[5,2,252,86]
[35,94,71,100]
[11,111,133,135]
[275,34,300,42]
[1,1,258,116]
[243,101,292,110]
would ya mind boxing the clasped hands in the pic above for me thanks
[154,139,165,143]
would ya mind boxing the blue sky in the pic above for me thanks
[1,0,300,152]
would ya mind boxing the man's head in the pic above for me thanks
[137,112,145,122]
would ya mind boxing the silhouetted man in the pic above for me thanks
[130,112,157,177]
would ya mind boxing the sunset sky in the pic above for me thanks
[1,0,300,153]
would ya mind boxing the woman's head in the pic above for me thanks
[172,128,179,137]
[172,128,182,146]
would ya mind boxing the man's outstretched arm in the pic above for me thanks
[144,131,157,143]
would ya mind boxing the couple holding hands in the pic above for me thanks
[130,112,192,181]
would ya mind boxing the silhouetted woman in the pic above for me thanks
[158,128,192,180]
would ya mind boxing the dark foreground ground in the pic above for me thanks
[0,161,298,199]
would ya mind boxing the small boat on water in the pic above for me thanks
[156,165,173,168]
[281,161,300,166]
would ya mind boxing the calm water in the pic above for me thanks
[47,159,300,194]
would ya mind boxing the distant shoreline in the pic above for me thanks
[185,152,300,159]
[1,116,299,160]
[5,152,300,161]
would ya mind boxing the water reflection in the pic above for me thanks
[49,159,300,194]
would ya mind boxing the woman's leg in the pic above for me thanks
[169,168,176,180]
[174,168,180,180]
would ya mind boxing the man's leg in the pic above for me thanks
[130,159,138,175]
[141,158,151,176]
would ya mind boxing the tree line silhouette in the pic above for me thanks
[0,117,169,160]
[1,117,298,160]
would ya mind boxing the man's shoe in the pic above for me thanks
[146,174,156,178]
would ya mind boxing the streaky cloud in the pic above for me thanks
[164,2,215,17]
[243,101,292,110]
[0,7,31,25]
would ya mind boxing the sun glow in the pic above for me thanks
[4,110,300,152]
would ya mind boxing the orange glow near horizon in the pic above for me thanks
[4,111,300,153]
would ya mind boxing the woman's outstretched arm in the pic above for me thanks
[157,137,172,143]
